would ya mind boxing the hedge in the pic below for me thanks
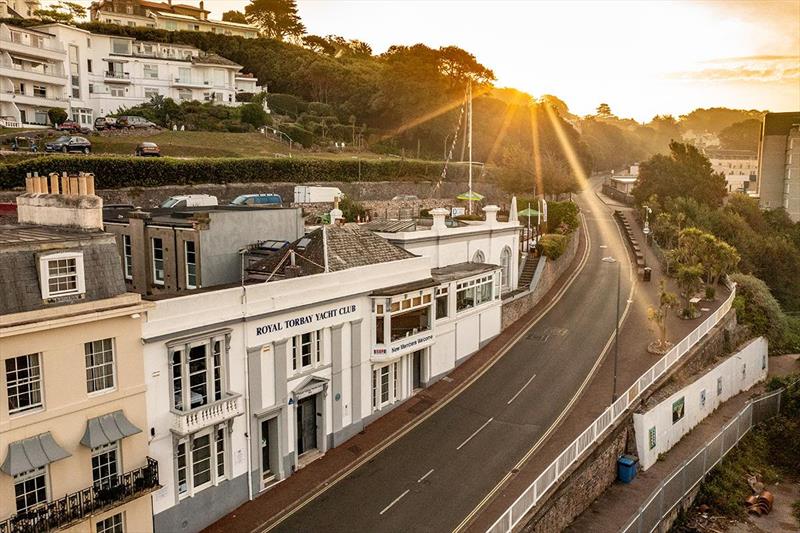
[538,233,568,260]
[0,156,477,190]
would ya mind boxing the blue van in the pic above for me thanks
[231,194,283,207]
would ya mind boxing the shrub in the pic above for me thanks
[548,200,580,233]
[240,103,269,129]
[0,156,468,189]
[48,108,67,126]
[538,234,568,259]
[267,93,306,118]
[282,124,313,148]
[730,273,792,350]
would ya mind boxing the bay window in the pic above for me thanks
[169,333,228,412]
[456,275,494,312]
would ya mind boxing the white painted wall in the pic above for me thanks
[634,337,768,470]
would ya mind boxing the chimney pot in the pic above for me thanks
[69,176,79,196]
[430,207,449,230]
[49,173,60,195]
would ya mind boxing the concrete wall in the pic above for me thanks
[501,230,580,329]
[633,337,768,470]
[758,134,787,209]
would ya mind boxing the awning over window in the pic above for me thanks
[1,432,71,476]
[80,410,142,449]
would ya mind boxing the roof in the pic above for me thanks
[370,278,437,296]
[362,220,419,233]
[103,205,293,227]
[431,262,499,282]
[0,224,106,247]
[763,112,800,136]
[248,224,416,280]
[192,53,241,68]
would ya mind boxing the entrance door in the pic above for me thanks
[412,350,422,390]
[296,396,317,455]
[260,419,272,483]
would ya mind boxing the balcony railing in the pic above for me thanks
[104,71,130,80]
[172,393,243,436]
[0,62,66,78]
[0,458,159,533]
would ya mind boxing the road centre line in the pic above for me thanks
[456,418,494,451]
[379,489,410,515]
[506,374,536,405]
[418,469,434,483]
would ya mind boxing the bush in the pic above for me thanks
[282,124,314,148]
[0,156,468,189]
[538,234,568,259]
[730,273,798,352]
[48,108,67,126]
[240,103,269,129]
[515,198,580,234]
[267,93,307,118]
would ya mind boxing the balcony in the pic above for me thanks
[0,36,65,61]
[1,90,67,108]
[0,458,159,533]
[172,77,213,88]
[0,62,67,85]
[104,71,131,83]
[171,393,243,436]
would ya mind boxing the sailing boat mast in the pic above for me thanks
[468,81,473,215]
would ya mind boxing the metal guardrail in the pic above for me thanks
[487,285,737,533]
[620,383,792,533]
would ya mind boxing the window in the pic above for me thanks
[390,305,431,342]
[456,275,494,312]
[292,330,322,371]
[91,442,119,488]
[169,333,228,412]
[6,354,43,414]
[671,397,685,424]
[110,87,124,97]
[700,389,706,408]
[87,59,93,73]
[39,252,86,299]
[14,467,48,513]
[500,247,512,289]
[185,241,197,288]
[85,338,115,393]
[152,238,165,285]
[471,250,485,263]
[717,376,723,396]
[111,38,131,55]
[372,362,399,410]
[144,87,159,99]
[96,513,124,533]
[176,425,226,498]
[143,64,159,79]
[178,88,192,101]
[70,45,80,99]
[32,85,47,98]
[435,287,449,319]
[123,235,133,280]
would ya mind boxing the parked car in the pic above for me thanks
[160,194,218,208]
[117,115,157,129]
[231,194,282,207]
[44,136,91,154]
[94,117,118,131]
[56,121,85,133]
[135,142,161,157]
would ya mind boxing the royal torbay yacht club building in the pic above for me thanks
[140,206,522,532]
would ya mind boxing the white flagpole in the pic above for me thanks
[468,81,473,215]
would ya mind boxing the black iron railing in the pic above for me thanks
[0,457,158,533]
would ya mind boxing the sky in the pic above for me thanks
[69,0,800,122]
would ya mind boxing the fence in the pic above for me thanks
[620,383,792,533]
[486,284,737,533]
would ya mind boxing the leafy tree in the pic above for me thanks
[35,1,85,22]
[47,108,68,126]
[632,141,728,207]
[222,10,248,24]
[240,102,269,128]
[718,118,762,151]
[675,264,704,318]
[245,0,306,41]
[678,107,764,134]
[648,280,678,352]
[596,103,613,117]
[497,145,579,196]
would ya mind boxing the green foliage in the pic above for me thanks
[338,196,367,222]
[497,144,580,196]
[240,102,269,128]
[678,107,764,134]
[718,119,762,151]
[538,234,568,259]
[267,93,307,118]
[34,1,85,23]
[282,124,313,148]
[0,156,469,189]
[222,10,247,24]
[547,200,580,234]
[244,0,305,40]
[633,142,728,207]
[47,108,68,126]
[730,273,799,352]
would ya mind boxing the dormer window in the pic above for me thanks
[39,251,85,299]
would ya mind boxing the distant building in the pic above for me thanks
[103,205,304,296]
[757,112,800,221]
[704,148,758,193]
[0,0,40,18]
[90,0,259,39]
[0,174,157,533]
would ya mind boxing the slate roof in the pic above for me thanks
[192,53,241,68]
[431,262,499,282]
[248,224,416,280]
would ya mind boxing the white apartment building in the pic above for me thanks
[0,22,249,128]
[90,0,259,39]
[138,207,520,532]
[704,148,758,193]
[0,0,40,18]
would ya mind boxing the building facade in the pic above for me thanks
[0,0,40,19]
[704,148,758,193]
[103,205,304,296]
[757,112,800,220]
[90,0,259,38]
[0,175,157,533]
[140,211,519,532]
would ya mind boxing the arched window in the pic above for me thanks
[500,246,512,289]
[471,250,485,263]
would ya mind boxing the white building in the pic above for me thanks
[139,209,520,531]
[0,0,40,18]
[0,22,249,128]
[704,148,758,193]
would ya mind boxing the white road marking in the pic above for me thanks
[417,468,434,483]
[599,245,608,248]
[456,418,494,451]
[379,489,410,515]
[507,374,537,405]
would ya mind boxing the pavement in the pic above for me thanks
[565,355,800,533]
[204,180,641,533]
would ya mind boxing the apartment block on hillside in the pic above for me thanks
[757,112,800,221]
[704,148,758,193]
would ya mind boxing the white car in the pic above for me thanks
[160,194,219,208]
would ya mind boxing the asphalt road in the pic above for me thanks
[272,186,633,533]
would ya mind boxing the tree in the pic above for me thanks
[35,1,86,22]
[675,264,704,318]
[47,108,68,126]
[596,103,613,117]
[222,10,248,24]
[699,233,740,298]
[245,0,306,40]
[648,280,678,353]
[718,118,762,151]
[497,145,579,196]
[240,102,269,128]
[632,141,728,207]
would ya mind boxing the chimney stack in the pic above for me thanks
[483,205,500,226]
[430,207,449,230]
[17,172,103,230]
